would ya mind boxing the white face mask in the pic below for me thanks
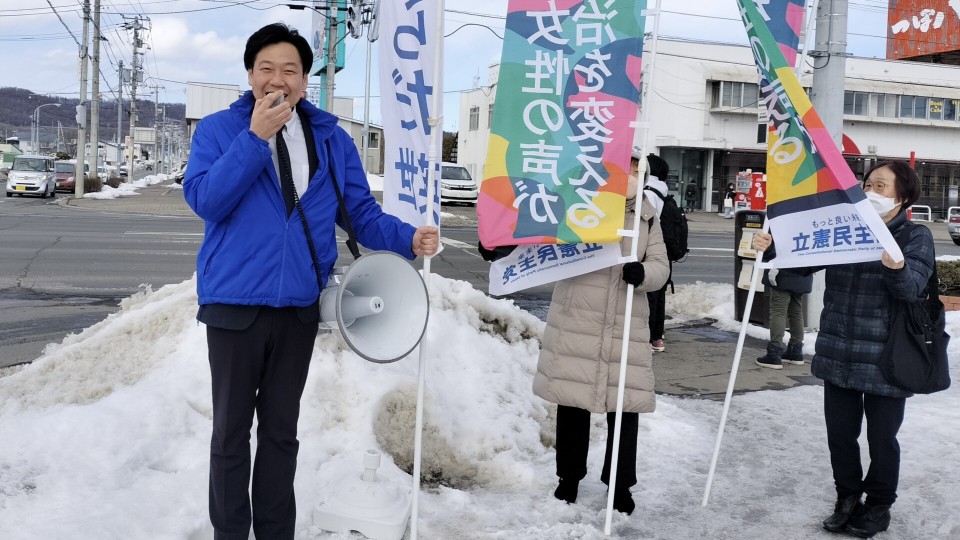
[866,191,899,216]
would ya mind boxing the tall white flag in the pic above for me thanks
[378,0,443,227]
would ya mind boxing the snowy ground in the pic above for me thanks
[0,274,958,539]
[82,173,175,199]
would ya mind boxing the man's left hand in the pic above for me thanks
[413,226,439,257]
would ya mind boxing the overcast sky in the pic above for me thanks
[0,0,891,130]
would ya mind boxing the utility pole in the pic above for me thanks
[325,1,337,111]
[74,0,90,198]
[90,0,102,179]
[127,18,143,177]
[359,0,381,172]
[153,84,161,174]
[117,60,124,169]
[807,0,849,329]
[810,0,847,147]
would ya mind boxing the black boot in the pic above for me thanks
[782,341,805,365]
[554,478,579,504]
[822,494,862,532]
[756,342,783,370]
[845,503,891,538]
[612,487,635,515]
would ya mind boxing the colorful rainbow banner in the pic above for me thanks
[477,0,647,248]
[764,0,805,66]
[739,0,901,267]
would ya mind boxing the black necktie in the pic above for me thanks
[276,128,295,217]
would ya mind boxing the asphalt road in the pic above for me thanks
[2,181,958,369]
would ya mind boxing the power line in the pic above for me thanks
[45,0,81,47]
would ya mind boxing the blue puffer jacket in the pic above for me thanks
[810,212,936,398]
[184,92,416,307]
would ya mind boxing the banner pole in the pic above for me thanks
[603,0,660,534]
[410,1,444,539]
[701,218,769,506]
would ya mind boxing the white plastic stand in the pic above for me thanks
[313,450,412,540]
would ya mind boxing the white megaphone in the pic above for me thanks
[319,251,429,363]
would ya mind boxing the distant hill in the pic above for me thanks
[0,87,185,145]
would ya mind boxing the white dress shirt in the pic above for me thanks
[268,109,310,196]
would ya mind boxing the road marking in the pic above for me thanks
[124,232,204,236]
[441,238,475,249]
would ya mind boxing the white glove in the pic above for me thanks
[768,269,779,287]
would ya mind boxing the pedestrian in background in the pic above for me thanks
[684,182,697,213]
[642,152,673,352]
[755,239,812,369]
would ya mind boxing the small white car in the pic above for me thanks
[439,162,478,206]
[6,155,56,198]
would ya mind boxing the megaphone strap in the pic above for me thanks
[283,136,363,297]
[323,139,361,261]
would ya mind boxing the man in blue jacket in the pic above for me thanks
[183,23,438,540]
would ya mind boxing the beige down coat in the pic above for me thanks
[532,197,670,414]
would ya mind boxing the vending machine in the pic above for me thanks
[733,209,769,326]
[734,170,767,213]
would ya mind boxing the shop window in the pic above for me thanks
[946,99,959,122]
[843,91,868,116]
[873,94,897,118]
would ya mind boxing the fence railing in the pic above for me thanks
[910,205,933,222]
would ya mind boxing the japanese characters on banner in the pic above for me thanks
[379,0,442,226]
[477,0,647,249]
[489,242,622,296]
[738,0,901,268]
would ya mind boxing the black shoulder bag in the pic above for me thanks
[879,223,951,394]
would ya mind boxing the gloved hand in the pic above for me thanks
[767,268,779,287]
[622,262,645,287]
[477,242,517,262]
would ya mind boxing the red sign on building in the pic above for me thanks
[887,0,960,62]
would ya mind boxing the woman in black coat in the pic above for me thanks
[752,161,935,538]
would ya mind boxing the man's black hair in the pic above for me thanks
[244,23,313,74]
[647,153,670,180]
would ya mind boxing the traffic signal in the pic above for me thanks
[75,104,86,127]
[346,0,362,39]
[367,0,380,42]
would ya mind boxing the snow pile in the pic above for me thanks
[0,277,957,539]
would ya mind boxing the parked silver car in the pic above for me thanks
[947,207,960,246]
[6,155,56,198]
[439,162,478,206]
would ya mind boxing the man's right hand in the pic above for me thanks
[250,91,292,141]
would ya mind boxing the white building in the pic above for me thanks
[458,38,960,215]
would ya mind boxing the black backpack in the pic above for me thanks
[644,187,689,262]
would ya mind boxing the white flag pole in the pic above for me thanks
[603,0,660,534]
[410,1,444,538]
[701,218,769,506]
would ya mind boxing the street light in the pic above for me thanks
[32,103,62,154]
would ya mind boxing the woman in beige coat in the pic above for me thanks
[533,152,670,515]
